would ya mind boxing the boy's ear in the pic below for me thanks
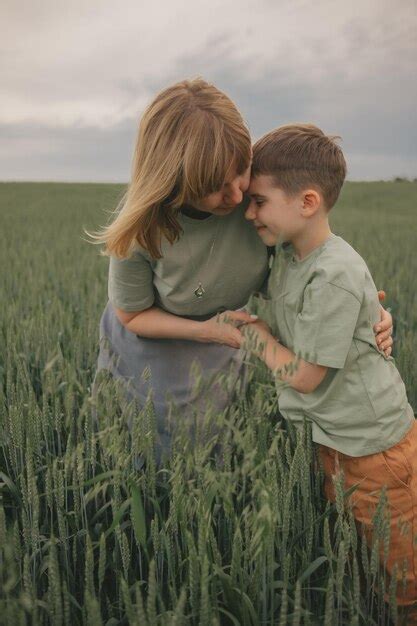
[300,189,321,217]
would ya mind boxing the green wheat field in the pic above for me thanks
[1,181,416,625]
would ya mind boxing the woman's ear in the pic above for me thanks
[301,189,321,217]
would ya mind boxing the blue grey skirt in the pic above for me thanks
[92,301,250,462]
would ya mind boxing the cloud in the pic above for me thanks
[0,0,416,180]
[0,120,135,182]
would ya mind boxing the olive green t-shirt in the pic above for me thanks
[108,197,269,318]
[267,233,414,456]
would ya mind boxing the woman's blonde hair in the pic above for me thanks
[89,78,251,259]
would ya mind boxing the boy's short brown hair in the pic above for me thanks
[252,123,347,210]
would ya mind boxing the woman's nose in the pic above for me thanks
[225,183,243,206]
[245,199,257,220]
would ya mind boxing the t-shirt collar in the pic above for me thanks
[281,233,337,265]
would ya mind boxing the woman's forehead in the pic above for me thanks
[224,159,250,183]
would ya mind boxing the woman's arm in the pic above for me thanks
[114,305,257,349]
[375,292,393,356]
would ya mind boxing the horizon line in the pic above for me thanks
[0,177,416,185]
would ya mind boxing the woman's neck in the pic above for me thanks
[180,204,212,220]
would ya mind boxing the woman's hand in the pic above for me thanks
[375,291,393,357]
[200,310,258,348]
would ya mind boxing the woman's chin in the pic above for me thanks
[211,205,237,216]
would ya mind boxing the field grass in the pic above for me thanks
[0,181,416,625]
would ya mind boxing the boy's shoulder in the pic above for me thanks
[308,234,371,301]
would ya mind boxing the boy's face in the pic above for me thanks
[245,174,304,246]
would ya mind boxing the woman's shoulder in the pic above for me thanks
[108,242,154,275]
[126,240,153,262]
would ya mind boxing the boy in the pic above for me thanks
[243,124,417,620]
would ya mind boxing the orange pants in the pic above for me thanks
[318,420,417,622]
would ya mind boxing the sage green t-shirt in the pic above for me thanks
[108,197,269,318]
[267,233,414,457]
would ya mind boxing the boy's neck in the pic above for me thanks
[291,219,332,261]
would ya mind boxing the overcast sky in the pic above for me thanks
[1,0,416,182]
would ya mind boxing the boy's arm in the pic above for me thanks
[242,322,328,394]
[244,274,368,392]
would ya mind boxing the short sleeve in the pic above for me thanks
[293,281,361,369]
[108,252,155,312]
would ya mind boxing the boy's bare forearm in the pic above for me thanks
[244,326,327,393]
[260,335,288,369]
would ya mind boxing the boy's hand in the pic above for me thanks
[241,319,274,357]
[375,291,393,357]
[247,319,272,335]
[201,310,259,349]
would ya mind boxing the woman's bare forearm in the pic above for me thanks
[115,305,210,342]
[114,304,256,347]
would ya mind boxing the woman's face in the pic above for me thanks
[192,165,251,216]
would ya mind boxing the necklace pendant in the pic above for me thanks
[194,282,205,298]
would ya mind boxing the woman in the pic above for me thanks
[90,78,393,464]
